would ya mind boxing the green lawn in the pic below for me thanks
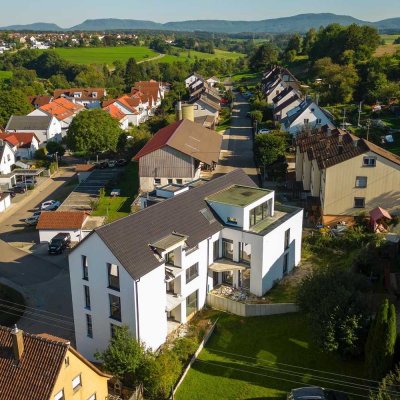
[380,34,400,44]
[0,70,12,81]
[43,46,244,66]
[0,284,25,326]
[49,46,159,65]
[228,70,262,84]
[176,313,366,400]
[91,162,139,222]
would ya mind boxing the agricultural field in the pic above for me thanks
[45,46,244,66]
[176,313,366,400]
[375,34,400,57]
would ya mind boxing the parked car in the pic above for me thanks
[11,186,27,194]
[243,91,253,99]
[108,160,117,168]
[4,190,16,198]
[288,387,348,400]
[48,233,71,255]
[98,161,108,169]
[32,211,42,218]
[25,215,40,226]
[25,178,37,185]
[116,159,127,167]
[258,128,271,134]
[41,200,61,211]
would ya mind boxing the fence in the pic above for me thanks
[207,293,299,317]
[171,319,218,398]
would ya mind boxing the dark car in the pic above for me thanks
[4,190,16,198]
[11,186,27,194]
[288,387,348,400]
[116,158,127,167]
[48,233,71,255]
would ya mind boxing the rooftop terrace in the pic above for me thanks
[206,185,272,208]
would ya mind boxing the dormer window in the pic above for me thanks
[74,92,82,98]
[92,92,97,98]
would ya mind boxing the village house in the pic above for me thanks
[272,87,302,121]
[6,115,62,143]
[28,97,84,135]
[295,129,400,222]
[131,80,166,112]
[53,88,107,108]
[102,104,129,130]
[133,118,222,192]
[0,132,40,159]
[0,325,110,400]
[281,98,335,135]
[68,169,303,360]
[0,139,16,175]
[28,95,53,109]
[0,192,11,213]
[102,95,146,126]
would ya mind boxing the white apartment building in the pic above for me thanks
[69,169,303,361]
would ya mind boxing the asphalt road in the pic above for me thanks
[214,92,258,183]
[0,169,76,342]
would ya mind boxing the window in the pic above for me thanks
[186,263,199,283]
[82,255,88,280]
[239,242,251,264]
[54,390,64,400]
[355,176,367,188]
[316,118,322,124]
[304,118,309,124]
[363,156,376,167]
[87,394,96,400]
[284,229,290,250]
[109,294,121,321]
[107,263,120,290]
[84,285,90,309]
[154,178,161,185]
[72,374,82,391]
[92,92,97,98]
[213,240,219,261]
[165,251,174,266]
[186,291,198,318]
[168,178,173,184]
[249,200,271,227]
[222,271,233,285]
[7,154,10,161]
[86,314,93,338]
[222,238,234,260]
[176,179,183,184]
[283,253,289,275]
[64,356,70,367]
[354,197,365,208]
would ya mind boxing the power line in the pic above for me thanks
[194,359,368,399]
[0,297,74,321]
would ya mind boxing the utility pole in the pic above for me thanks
[341,108,346,130]
[366,119,371,141]
[357,101,363,128]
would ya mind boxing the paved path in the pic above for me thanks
[0,169,76,342]
[137,53,165,64]
[214,92,259,183]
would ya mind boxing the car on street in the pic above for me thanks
[41,200,61,211]
[108,160,117,168]
[243,91,253,99]
[25,215,40,226]
[116,159,127,167]
[4,190,16,198]
[32,211,42,218]
[258,128,271,134]
[288,387,348,400]
[48,233,71,255]
[11,186,27,194]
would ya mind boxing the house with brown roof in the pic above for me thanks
[54,88,106,108]
[102,95,145,126]
[0,132,40,159]
[102,104,129,130]
[133,119,222,192]
[28,95,53,109]
[37,211,90,242]
[131,80,166,112]
[0,325,110,400]
[295,129,400,221]
[29,97,84,134]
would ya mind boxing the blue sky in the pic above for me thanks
[1,0,400,27]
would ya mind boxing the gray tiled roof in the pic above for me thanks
[93,169,256,280]
[6,115,52,131]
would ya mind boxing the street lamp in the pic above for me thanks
[55,151,58,170]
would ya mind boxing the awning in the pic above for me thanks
[166,293,185,312]
[209,260,247,272]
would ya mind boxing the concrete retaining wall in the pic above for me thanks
[207,293,299,317]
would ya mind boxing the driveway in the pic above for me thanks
[214,92,258,183]
[0,168,76,342]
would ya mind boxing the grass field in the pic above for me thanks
[47,46,244,66]
[380,34,400,44]
[375,43,400,57]
[0,70,12,81]
[176,313,366,400]
[91,162,139,222]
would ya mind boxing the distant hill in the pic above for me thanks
[0,22,63,31]
[1,13,400,34]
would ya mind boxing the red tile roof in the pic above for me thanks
[0,132,39,148]
[0,326,68,400]
[102,104,127,121]
[28,95,53,108]
[53,88,106,101]
[40,97,84,121]
[37,211,88,230]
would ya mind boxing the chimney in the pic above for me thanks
[11,325,24,362]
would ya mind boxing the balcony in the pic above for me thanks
[209,258,248,273]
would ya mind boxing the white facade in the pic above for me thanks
[265,80,288,104]
[192,99,219,120]
[274,97,302,121]
[39,228,84,243]
[0,142,16,175]
[14,137,40,160]
[283,101,335,136]
[0,193,11,213]
[69,185,303,360]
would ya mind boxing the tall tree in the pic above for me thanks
[0,89,32,128]
[249,43,279,71]
[66,109,122,154]
[370,364,400,399]
[365,299,397,380]
[125,57,142,88]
